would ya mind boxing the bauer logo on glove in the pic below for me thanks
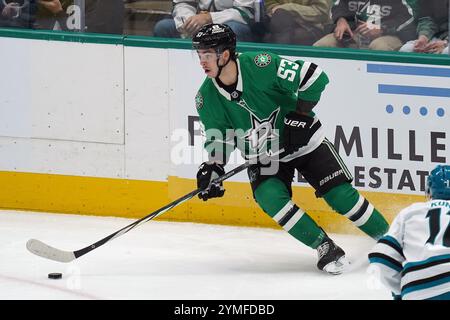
[284,118,309,128]
[283,112,316,154]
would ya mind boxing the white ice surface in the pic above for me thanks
[0,210,391,300]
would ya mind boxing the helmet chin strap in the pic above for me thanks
[215,52,231,79]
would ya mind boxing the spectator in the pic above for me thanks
[0,0,37,28]
[35,0,70,30]
[36,0,124,34]
[314,0,417,51]
[399,0,449,54]
[153,0,255,41]
[85,0,124,34]
[264,0,333,45]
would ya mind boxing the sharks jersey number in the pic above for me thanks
[426,208,450,247]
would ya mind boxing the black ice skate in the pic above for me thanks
[316,234,349,275]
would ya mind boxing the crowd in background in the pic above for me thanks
[0,0,448,54]
[0,0,124,33]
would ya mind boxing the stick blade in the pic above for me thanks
[26,239,76,263]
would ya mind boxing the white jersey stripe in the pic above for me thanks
[402,262,450,286]
[404,281,450,300]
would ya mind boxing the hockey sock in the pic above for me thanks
[254,178,325,249]
[323,183,389,240]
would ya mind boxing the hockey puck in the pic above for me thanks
[48,273,62,279]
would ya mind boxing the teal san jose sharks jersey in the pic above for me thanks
[195,51,329,162]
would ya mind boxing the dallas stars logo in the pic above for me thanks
[195,92,203,110]
[254,53,272,67]
[244,108,280,150]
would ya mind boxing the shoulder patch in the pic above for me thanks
[195,91,204,110]
[254,53,272,67]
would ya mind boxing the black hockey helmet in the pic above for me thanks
[192,23,236,57]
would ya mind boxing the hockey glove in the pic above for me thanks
[196,162,225,201]
[283,112,315,154]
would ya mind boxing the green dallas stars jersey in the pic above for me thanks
[195,51,329,163]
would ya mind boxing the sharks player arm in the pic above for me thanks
[368,212,407,299]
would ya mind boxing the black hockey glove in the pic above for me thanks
[283,112,315,154]
[196,162,226,201]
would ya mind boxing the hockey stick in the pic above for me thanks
[26,158,260,263]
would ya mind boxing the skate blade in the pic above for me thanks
[323,256,350,275]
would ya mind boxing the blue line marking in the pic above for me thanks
[368,64,450,78]
[378,85,450,98]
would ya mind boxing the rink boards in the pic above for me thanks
[1,29,448,234]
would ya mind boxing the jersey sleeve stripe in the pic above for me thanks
[299,61,311,88]
[403,254,450,275]
[369,252,403,272]
[298,64,323,92]
[401,272,450,296]
[378,236,404,258]
[299,62,317,89]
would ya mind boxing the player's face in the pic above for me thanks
[197,49,221,78]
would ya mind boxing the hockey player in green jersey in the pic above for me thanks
[193,23,389,275]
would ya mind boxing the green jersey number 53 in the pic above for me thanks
[277,59,299,82]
